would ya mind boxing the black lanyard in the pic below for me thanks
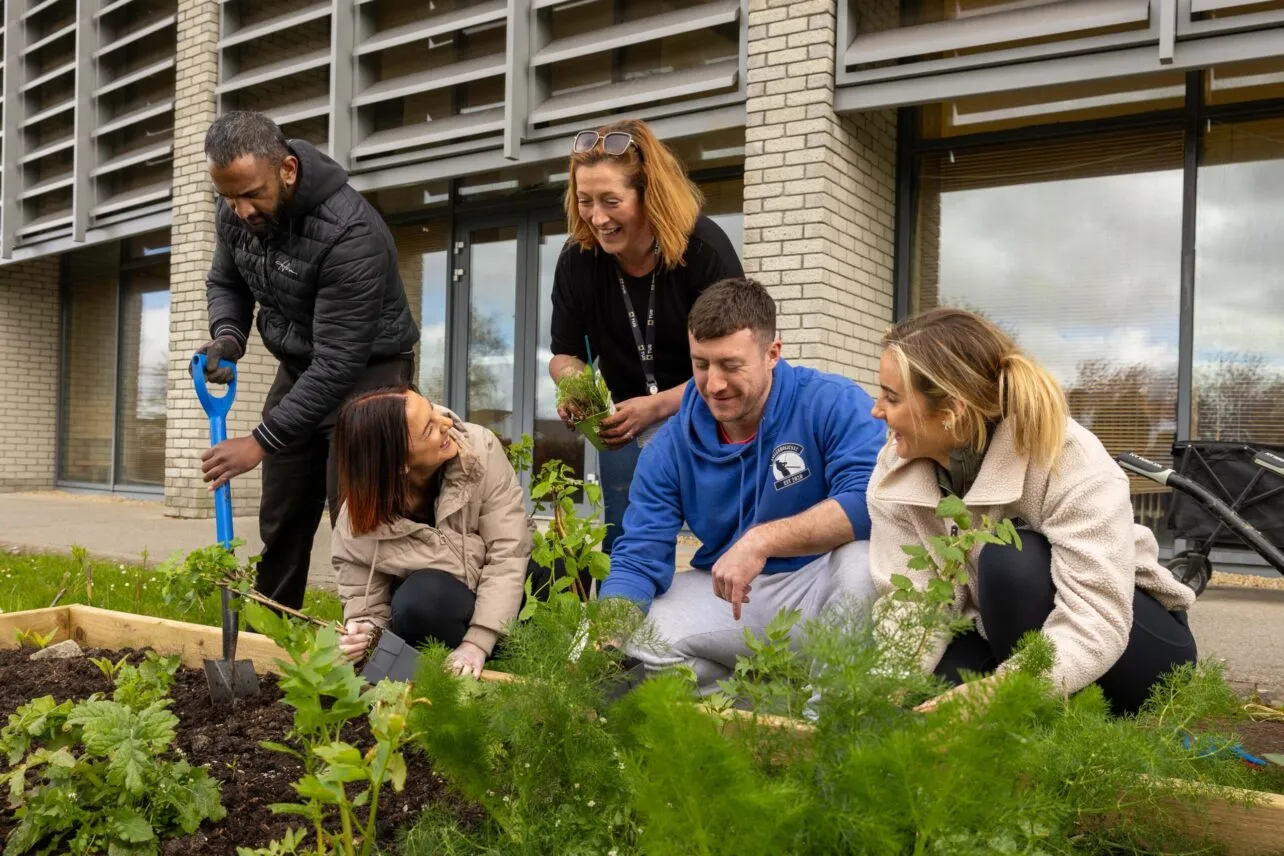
[615,261,659,396]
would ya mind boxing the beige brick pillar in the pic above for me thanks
[743,0,897,392]
[0,258,61,492]
[166,0,276,519]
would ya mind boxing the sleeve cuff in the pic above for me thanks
[252,423,288,454]
[834,491,873,541]
[462,625,500,656]
[212,322,248,347]
[597,583,655,616]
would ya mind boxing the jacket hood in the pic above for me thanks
[286,139,349,215]
[681,359,799,465]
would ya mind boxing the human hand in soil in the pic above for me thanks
[445,641,487,678]
[201,435,267,491]
[598,396,658,449]
[339,620,376,662]
[711,533,768,621]
[914,674,1000,716]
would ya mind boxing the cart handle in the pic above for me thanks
[1255,450,1284,480]
[1115,452,1172,486]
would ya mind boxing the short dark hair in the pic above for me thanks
[335,387,414,536]
[204,111,291,168]
[687,277,777,345]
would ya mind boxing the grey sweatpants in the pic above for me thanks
[628,540,876,695]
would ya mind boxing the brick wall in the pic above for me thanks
[0,258,61,492]
[742,0,897,393]
[165,0,277,519]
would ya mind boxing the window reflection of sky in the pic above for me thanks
[937,170,1184,387]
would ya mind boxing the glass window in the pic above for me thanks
[535,220,585,483]
[115,266,170,487]
[466,226,519,443]
[59,273,119,484]
[700,177,744,260]
[912,128,1186,542]
[390,222,450,405]
[1193,117,1284,444]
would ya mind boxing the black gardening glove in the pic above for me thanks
[193,336,244,384]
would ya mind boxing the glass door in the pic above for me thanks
[451,213,597,496]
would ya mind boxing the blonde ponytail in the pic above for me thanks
[882,307,1071,469]
[1000,352,1067,468]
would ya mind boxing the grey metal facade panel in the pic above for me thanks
[529,0,740,68]
[354,0,506,56]
[845,0,1149,67]
[219,2,330,49]
[348,103,745,193]
[72,0,98,242]
[529,58,739,125]
[835,0,1284,114]
[351,53,506,108]
[1,0,21,258]
[217,48,329,94]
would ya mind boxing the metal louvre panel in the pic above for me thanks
[524,0,743,134]
[218,0,334,155]
[350,0,511,165]
[846,0,1150,67]
[13,0,78,247]
[90,0,177,232]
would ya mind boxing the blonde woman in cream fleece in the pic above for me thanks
[867,308,1196,716]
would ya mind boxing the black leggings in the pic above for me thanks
[388,557,586,650]
[934,531,1198,716]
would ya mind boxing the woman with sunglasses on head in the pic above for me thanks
[330,386,532,678]
[549,118,744,554]
[867,308,1197,717]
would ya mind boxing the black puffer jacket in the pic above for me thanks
[206,140,419,452]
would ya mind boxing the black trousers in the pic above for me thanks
[388,558,585,651]
[934,531,1198,716]
[256,356,414,609]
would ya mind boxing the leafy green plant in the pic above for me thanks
[877,496,1022,685]
[523,460,611,612]
[404,595,646,856]
[503,433,534,476]
[714,608,814,720]
[12,629,56,651]
[0,650,222,855]
[238,602,419,856]
[555,364,614,423]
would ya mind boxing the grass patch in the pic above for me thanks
[0,548,342,628]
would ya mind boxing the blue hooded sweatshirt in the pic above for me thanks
[599,359,887,612]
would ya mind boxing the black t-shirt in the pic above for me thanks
[549,215,744,402]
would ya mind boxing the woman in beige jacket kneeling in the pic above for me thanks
[868,308,1196,716]
[330,387,531,678]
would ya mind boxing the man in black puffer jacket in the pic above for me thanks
[194,111,419,609]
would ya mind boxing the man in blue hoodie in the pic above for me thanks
[599,277,887,692]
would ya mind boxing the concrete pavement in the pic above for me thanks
[1,490,1281,699]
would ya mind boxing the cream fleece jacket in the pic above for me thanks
[868,418,1195,695]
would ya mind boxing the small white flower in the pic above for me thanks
[574,783,580,789]
[587,800,595,808]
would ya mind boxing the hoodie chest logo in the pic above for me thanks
[770,443,811,490]
[274,258,299,277]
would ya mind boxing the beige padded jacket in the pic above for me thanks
[868,417,1195,696]
[331,412,531,655]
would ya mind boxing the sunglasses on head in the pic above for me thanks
[572,130,638,157]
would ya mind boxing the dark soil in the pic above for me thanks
[0,646,482,854]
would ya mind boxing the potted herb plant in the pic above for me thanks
[556,364,616,452]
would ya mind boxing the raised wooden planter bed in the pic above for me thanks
[0,605,1281,855]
